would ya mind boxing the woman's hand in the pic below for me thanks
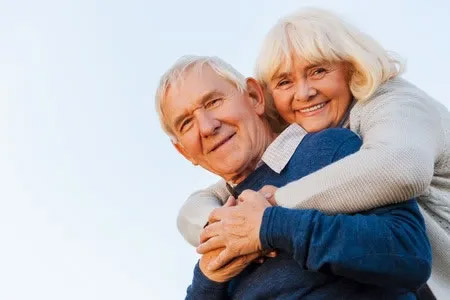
[258,185,278,206]
[197,190,271,271]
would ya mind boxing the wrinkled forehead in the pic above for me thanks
[166,65,229,103]
[161,65,234,124]
[162,66,206,119]
[167,63,208,94]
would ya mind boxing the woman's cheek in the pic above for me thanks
[273,93,288,112]
[275,101,291,120]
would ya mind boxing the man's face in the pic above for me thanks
[162,65,266,181]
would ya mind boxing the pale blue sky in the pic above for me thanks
[0,0,449,299]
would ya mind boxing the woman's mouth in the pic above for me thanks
[299,101,329,113]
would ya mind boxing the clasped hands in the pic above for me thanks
[197,185,278,282]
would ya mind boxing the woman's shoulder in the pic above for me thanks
[349,77,448,157]
[367,77,431,105]
[351,77,442,119]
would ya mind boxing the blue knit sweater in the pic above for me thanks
[186,128,431,299]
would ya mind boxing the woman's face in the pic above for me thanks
[268,58,353,132]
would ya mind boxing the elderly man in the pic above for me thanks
[156,55,432,299]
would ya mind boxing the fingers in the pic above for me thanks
[236,189,257,204]
[258,185,278,206]
[224,196,237,207]
[200,251,260,282]
[197,236,223,254]
[208,248,235,271]
[211,250,261,273]
[215,252,261,279]
[255,257,265,264]
[241,252,261,264]
[265,250,278,258]
[208,206,227,224]
[261,191,275,206]
[267,199,277,206]
[199,221,221,243]
[238,189,255,199]
[258,186,274,199]
[230,253,262,270]
[208,208,220,224]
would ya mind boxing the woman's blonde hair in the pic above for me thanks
[255,8,404,101]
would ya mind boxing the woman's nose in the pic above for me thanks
[294,81,316,102]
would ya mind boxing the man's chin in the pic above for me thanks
[204,164,246,182]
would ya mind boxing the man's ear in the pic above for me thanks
[245,77,265,116]
[173,142,198,165]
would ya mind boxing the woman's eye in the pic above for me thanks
[277,79,291,87]
[204,98,223,110]
[310,68,327,77]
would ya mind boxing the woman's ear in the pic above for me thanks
[245,77,265,116]
[173,142,198,166]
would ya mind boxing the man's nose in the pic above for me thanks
[196,110,220,138]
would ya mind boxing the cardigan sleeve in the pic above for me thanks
[260,200,432,289]
[177,180,230,246]
[275,78,443,213]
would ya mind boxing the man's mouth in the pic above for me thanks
[208,133,236,153]
[296,100,330,114]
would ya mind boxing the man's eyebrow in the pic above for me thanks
[172,89,223,130]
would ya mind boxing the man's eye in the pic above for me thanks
[180,118,193,132]
[204,98,223,110]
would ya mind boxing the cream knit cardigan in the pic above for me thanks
[177,78,450,297]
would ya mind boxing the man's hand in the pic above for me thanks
[199,248,260,283]
[196,189,271,271]
[258,185,278,206]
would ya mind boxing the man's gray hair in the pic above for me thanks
[155,55,247,142]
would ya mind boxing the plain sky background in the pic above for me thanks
[0,0,449,299]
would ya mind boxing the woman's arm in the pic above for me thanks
[275,78,443,213]
[198,190,431,289]
[177,180,230,246]
[261,200,432,289]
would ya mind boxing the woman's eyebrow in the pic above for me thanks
[304,63,321,71]
[271,72,289,82]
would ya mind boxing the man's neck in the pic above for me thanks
[228,126,278,185]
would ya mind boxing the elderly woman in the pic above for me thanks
[178,8,450,297]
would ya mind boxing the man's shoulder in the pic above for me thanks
[302,128,361,148]
[287,128,362,168]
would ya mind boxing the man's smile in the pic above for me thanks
[208,132,236,153]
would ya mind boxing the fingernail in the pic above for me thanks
[264,193,272,199]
